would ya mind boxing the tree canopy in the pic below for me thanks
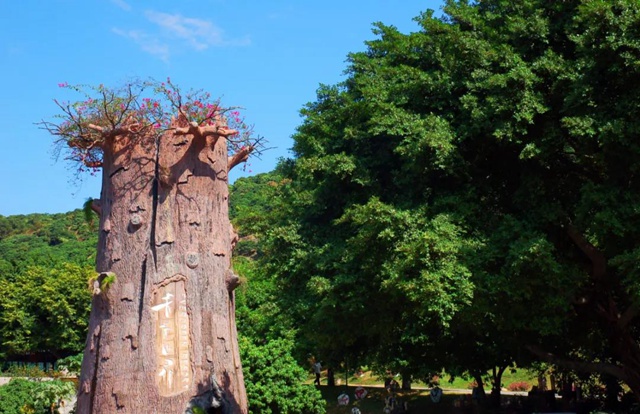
[254,0,640,396]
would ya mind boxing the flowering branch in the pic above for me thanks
[39,78,265,176]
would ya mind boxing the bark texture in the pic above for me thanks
[76,119,247,413]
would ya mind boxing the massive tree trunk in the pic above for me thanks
[76,119,247,413]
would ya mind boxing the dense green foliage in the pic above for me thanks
[230,172,291,258]
[0,378,74,414]
[0,210,96,358]
[248,0,640,398]
[0,264,93,358]
[240,336,326,414]
[32,380,76,414]
[0,378,40,414]
[231,175,326,413]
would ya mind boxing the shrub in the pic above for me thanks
[0,378,75,414]
[32,380,76,413]
[507,381,531,392]
[56,353,83,375]
[240,336,326,414]
[0,378,42,414]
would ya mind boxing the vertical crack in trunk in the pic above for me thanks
[138,133,161,331]
[150,134,161,271]
[138,256,147,326]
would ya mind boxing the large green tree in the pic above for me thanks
[263,0,640,397]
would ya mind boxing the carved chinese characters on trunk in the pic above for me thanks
[152,278,191,396]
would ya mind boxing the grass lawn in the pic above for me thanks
[312,369,540,414]
[314,368,538,391]
[318,385,526,414]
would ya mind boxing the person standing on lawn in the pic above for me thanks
[313,361,322,385]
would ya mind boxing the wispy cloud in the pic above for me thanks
[112,28,170,62]
[110,0,132,11]
[111,10,249,62]
[144,10,250,50]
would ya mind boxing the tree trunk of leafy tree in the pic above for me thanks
[75,118,250,413]
[489,365,506,408]
[400,370,412,390]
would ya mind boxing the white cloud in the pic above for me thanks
[112,28,170,62]
[144,10,250,50]
[111,10,249,62]
[110,0,132,11]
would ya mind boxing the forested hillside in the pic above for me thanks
[0,210,97,360]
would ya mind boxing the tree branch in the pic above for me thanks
[229,223,239,250]
[84,160,103,168]
[88,123,139,138]
[526,345,627,381]
[202,125,238,138]
[227,146,253,172]
[87,124,105,133]
[173,122,238,139]
[566,225,606,280]
[618,303,639,329]
[90,199,102,216]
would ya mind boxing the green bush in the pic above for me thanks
[0,378,75,414]
[240,336,326,414]
[0,378,42,414]
[32,380,76,413]
[56,353,83,374]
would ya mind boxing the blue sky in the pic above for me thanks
[0,0,443,216]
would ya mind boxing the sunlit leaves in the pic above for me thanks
[240,336,326,414]
[339,199,475,326]
[0,263,92,356]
